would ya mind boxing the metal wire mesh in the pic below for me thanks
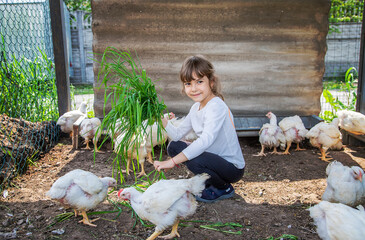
[0,0,60,190]
[320,0,363,117]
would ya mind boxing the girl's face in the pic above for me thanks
[184,72,215,108]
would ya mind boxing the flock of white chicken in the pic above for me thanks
[256,110,365,239]
[50,106,365,239]
[256,110,365,161]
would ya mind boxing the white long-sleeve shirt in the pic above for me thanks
[165,97,245,169]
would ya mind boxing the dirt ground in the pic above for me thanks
[1,134,365,240]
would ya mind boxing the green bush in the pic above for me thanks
[0,36,58,122]
[321,67,357,121]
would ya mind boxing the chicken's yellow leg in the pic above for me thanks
[295,142,306,151]
[147,151,153,164]
[93,139,100,152]
[158,220,180,239]
[138,161,147,177]
[126,159,131,175]
[283,141,292,155]
[78,210,99,227]
[146,231,163,240]
[74,209,79,217]
[122,159,132,175]
[271,147,282,155]
[319,147,332,162]
[85,140,91,150]
[253,145,266,156]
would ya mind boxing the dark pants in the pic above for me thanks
[167,141,245,189]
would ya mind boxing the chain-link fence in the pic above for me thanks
[320,0,363,118]
[0,0,60,190]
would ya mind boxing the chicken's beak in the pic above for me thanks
[117,189,124,198]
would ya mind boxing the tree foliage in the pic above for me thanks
[329,0,363,23]
[64,0,91,13]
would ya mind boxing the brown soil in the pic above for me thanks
[1,134,365,240]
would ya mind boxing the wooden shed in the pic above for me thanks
[91,0,330,135]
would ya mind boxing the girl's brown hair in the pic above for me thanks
[179,55,224,100]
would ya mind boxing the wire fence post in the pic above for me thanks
[49,0,71,116]
[357,1,365,113]
[76,10,86,84]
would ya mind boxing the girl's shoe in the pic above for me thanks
[196,184,234,203]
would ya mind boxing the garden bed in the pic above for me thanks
[1,136,365,239]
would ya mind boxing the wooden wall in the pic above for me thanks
[91,0,331,118]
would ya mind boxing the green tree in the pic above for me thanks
[64,0,91,12]
[329,0,363,23]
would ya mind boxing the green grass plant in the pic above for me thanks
[321,67,358,122]
[0,35,58,122]
[73,84,94,95]
[199,221,245,235]
[95,47,167,184]
[264,234,298,240]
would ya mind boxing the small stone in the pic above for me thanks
[2,219,10,227]
[52,228,65,235]
[244,219,252,226]
[17,219,24,225]
[3,190,9,198]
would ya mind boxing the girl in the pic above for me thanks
[153,55,245,203]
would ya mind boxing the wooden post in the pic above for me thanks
[73,115,86,149]
[77,10,86,84]
[357,1,365,114]
[49,0,71,116]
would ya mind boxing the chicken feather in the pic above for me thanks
[309,201,365,240]
[57,102,87,137]
[255,112,286,156]
[306,118,342,161]
[118,174,209,240]
[278,115,308,154]
[322,161,364,207]
[337,110,365,135]
[47,169,116,227]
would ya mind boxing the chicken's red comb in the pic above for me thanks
[117,189,124,198]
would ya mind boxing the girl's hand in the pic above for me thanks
[162,112,175,127]
[153,159,175,171]
[167,112,175,120]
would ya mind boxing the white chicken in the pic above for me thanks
[308,201,365,240]
[278,115,308,154]
[322,161,364,207]
[145,120,168,164]
[108,117,126,141]
[254,112,286,156]
[57,102,87,137]
[337,110,365,135]
[113,115,169,177]
[114,131,148,177]
[80,117,102,152]
[306,118,342,161]
[46,169,116,227]
[117,174,209,240]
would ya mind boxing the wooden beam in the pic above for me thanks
[49,0,71,116]
[73,115,86,149]
[357,1,365,114]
